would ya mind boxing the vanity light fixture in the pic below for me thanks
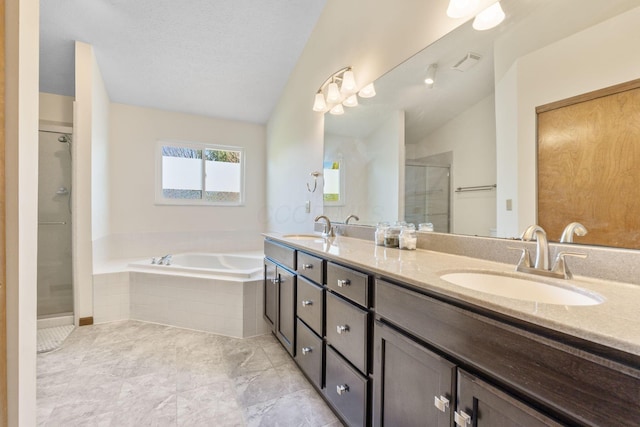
[312,66,376,114]
[473,1,506,30]
[447,0,505,31]
[424,64,438,88]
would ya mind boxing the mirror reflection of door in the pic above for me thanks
[537,79,640,249]
[405,163,451,233]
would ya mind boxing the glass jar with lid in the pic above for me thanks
[384,225,402,248]
[375,222,390,246]
[399,224,417,250]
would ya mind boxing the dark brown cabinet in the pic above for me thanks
[456,370,562,427]
[263,259,277,331]
[264,240,297,357]
[275,266,296,356]
[264,238,640,427]
[373,321,455,427]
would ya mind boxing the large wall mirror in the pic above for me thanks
[323,0,640,249]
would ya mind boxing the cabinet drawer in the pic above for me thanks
[326,291,369,374]
[295,319,323,390]
[264,239,296,271]
[327,262,369,307]
[325,345,368,427]
[297,251,324,285]
[297,276,324,336]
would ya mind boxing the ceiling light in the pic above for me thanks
[340,70,357,93]
[446,0,480,19]
[424,64,438,88]
[473,1,505,30]
[326,82,341,103]
[358,82,376,98]
[343,94,358,107]
[312,67,375,114]
[313,92,327,112]
[329,104,344,115]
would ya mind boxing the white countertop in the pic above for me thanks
[265,233,640,358]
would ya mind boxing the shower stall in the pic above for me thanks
[37,129,74,321]
[405,163,451,233]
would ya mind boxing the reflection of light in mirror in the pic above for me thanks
[329,104,344,115]
[473,1,506,30]
[358,82,376,98]
[343,94,359,107]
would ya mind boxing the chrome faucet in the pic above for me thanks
[516,225,586,279]
[314,215,335,238]
[560,222,588,243]
[521,225,549,270]
[344,214,359,224]
[158,254,172,265]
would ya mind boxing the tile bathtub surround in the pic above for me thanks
[37,320,343,427]
[129,273,270,338]
[93,272,131,324]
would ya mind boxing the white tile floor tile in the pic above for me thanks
[37,320,343,426]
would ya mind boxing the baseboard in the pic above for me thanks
[78,317,94,326]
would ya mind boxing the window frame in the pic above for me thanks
[155,139,245,206]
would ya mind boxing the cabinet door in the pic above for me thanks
[373,321,455,427]
[456,370,563,427]
[263,259,277,331]
[276,266,296,356]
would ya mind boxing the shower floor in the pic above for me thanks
[38,325,75,353]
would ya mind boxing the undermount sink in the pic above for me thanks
[282,234,323,240]
[440,271,603,306]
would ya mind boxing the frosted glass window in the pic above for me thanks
[157,142,244,205]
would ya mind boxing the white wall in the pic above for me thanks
[39,92,74,125]
[105,103,266,259]
[266,0,467,233]
[366,111,404,223]
[495,6,640,237]
[74,42,111,322]
[408,94,496,236]
[5,0,39,423]
[324,111,404,224]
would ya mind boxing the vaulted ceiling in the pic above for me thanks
[40,0,327,124]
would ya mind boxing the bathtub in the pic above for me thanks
[124,251,268,338]
[128,252,264,279]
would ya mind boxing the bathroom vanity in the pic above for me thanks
[263,234,640,427]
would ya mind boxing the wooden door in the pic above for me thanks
[373,321,455,427]
[537,79,640,248]
[1,0,8,422]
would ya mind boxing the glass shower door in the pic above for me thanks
[37,130,73,317]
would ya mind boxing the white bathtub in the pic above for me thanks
[124,251,268,338]
[128,252,263,279]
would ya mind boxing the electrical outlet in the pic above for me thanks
[506,199,513,211]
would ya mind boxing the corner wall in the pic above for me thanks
[5,0,39,424]
[74,41,111,322]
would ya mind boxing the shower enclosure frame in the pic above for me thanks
[38,123,76,326]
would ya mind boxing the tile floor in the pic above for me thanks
[37,320,343,426]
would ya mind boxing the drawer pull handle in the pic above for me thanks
[434,395,449,412]
[301,300,313,307]
[301,347,312,355]
[454,410,471,427]
[337,279,350,287]
[336,325,350,334]
[336,384,349,395]
[302,264,313,270]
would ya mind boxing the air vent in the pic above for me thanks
[452,52,481,72]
